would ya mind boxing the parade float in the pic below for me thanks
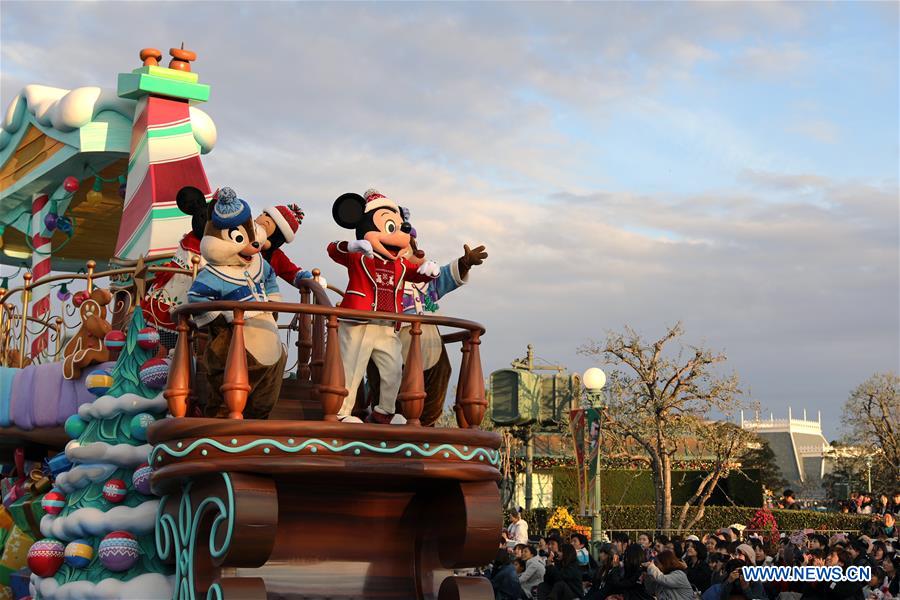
[0,47,499,600]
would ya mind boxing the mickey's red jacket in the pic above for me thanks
[327,241,435,313]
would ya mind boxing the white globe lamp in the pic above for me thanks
[583,367,606,392]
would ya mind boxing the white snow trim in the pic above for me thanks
[78,391,166,422]
[0,85,216,153]
[66,440,151,468]
[40,500,159,541]
[32,572,173,600]
[53,463,117,494]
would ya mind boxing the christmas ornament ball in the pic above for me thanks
[27,539,65,577]
[98,531,140,572]
[129,412,155,441]
[139,357,169,390]
[41,490,67,515]
[64,539,93,568]
[64,414,87,439]
[85,369,114,396]
[102,478,127,503]
[137,326,160,350]
[132,463,152,495]
[63,176,80,193]
[104,329,126,350]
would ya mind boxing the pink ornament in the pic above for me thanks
[27,539,65,577]
[137,327,160,350]
[41,490,67,515]
[63,176,80,193]
[102,478,127,503]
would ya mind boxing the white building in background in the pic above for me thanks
[741,408,834,500]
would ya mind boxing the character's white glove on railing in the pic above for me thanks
[417,261,440,278]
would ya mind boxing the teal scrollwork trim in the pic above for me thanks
[155,472,235,600]
[151,437,500,466]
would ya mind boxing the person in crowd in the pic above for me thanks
[537,543,583,600]
[491,548,523,600]
[849,538,874,569]
[520,545,547,600]
[735,543,756,565]
[505,508,530,547]
[880,513,896,539]
[601,543,652,600]
[871,541,888,564]
[808,534,829,552]
[514,544,529,559]
[892,491,900,516]
[800,548,829,600]
[859,495,874,515]
[882,555,899,598]
[749,539,768,567]
[655,535,671,555]
[643,549,694,600]
[638,533,653,550]
[825,548,866,600]
[863,566,888,600]
[571,533,596,580]
[720,558,766,600]
[612,532,631,557]
[704,534,719,556]
[707,553,728,588]
[538,537,551,559]
[684,539,712,592]
[587,543,615,599]
[516,558,528,575]
[781,489,800,510]
[547,536,563,564]
[876,494,892,517]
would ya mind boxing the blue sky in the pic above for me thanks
[1,2,897,438]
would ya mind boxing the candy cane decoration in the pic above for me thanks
[30,192,52,359]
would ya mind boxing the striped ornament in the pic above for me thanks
[98,531,140,572]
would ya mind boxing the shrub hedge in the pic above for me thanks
[522,505,873,537]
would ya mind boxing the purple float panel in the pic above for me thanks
[9,365,36,430]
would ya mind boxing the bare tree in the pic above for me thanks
[677,420,755,531]
[580,323,743,530]
[842,372,900,487]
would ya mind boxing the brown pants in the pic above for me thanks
[203,320,286,420]
[364,344,452,426]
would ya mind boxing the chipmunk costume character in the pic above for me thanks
[188,187,286,419]
[328,189,439,424]
[255,203,314,287]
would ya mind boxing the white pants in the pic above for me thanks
[338,322,402,416]
[398,323,443,371]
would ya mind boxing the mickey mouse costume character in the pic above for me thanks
[365,222,488,426]
[255,203,314,287]
[328,189,440,424]
[188,187,286,419]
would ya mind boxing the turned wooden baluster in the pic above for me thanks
[310,269,326,383]
[458,332,487,428]
[221,309,252,419]
[164,315,192,417]
[397,321,426,426]
[454,338,471,428]
[317,314,348,421]
[297,288,312,381]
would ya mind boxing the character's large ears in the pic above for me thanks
[332,193,366,229]
[176,186,207,216]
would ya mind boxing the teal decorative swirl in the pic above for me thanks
[156,473,235,600]
[150,437,499,466]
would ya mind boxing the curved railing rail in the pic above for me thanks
[166,301,488,429]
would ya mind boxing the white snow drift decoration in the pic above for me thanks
[0,84,217,152]
[77,391,166,422]
[65,440,150,468]
[32,572,173,600]
[53,463,117,494]
[40,501,158,541]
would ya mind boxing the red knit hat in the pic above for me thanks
[265,204,304,243]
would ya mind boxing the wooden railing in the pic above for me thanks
[166,301,488,429]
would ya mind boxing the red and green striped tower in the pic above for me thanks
[115,47,212,260]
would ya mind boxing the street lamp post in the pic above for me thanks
[583,367,606,544]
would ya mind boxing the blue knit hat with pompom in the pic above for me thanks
[212,187,251,228]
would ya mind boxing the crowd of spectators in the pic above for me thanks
[482,497,900,600]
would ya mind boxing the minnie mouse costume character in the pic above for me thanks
[255,204,314,287]
[328,189,440,424]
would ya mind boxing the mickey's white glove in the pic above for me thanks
[347,239,374,257]
[417,260,440,278]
